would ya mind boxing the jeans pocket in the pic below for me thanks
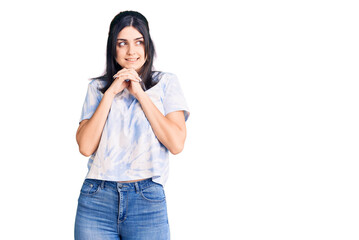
[80,179,101,196]
[140,184,166,202]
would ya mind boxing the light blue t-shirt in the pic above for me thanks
[79,72,190,186]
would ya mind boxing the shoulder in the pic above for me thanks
[160,72,177,80]
[152,71,177,80]
[148,71,177,92]
[88,78,106,91]
[153,71,179,87]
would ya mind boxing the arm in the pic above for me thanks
[76,69,136,156]
[137,92,187,154]
[76,91,116,157]
[127,72,187,154]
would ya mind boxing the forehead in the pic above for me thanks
[117,26,143,40]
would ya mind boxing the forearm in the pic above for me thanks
[136,92,186,154]
[76,91,115,156]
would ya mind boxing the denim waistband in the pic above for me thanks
[85,178,158,192]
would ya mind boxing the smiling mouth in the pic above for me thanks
[125,58,139,62]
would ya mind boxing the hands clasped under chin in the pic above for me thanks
[108,68,144,98]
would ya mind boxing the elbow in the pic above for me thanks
[168,131,186,155]
[77,135,96,157]
[76,121,95,157]
[79,148,92,157]
[78,145,94,157]
[169,143,184,155]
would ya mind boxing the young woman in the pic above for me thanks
[74,11,189,240]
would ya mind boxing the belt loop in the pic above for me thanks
[134,182,139,193]
[101,180,105,189]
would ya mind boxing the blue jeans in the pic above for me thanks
[74,178,170,240]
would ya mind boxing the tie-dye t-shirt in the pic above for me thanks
[79,72,190,186]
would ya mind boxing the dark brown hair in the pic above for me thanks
[95,11,156,93]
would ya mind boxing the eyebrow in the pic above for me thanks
[117,37,144,41]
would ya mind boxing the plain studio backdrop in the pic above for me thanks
[0,0,358,239]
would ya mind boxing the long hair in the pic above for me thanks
[95,11,156,93]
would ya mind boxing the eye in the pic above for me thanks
[135,40,144,45]
[118,42,126,47]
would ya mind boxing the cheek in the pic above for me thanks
[139,46,145,58]
[116,48,124,60]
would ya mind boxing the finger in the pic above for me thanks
[128,78,140,83]
[113,71,128,79]
[113,73,137,81]
[129,75,142,82]
[116,73,141,82]
[113,68,132,79]
[126,68,142,82]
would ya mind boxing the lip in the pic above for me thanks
[125,58,139,62]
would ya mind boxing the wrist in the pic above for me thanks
[134,90,147,101]
[104,88,116,99]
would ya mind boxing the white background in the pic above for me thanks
[0,0,358,239]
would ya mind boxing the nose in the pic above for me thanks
[127,43,135,55]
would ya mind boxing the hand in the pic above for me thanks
[124,68,145,99]
[107,68,140,96]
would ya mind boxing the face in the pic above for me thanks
[115,26,146,73]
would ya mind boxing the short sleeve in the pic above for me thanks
[79,80,103,123]
[163,73,190,121]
